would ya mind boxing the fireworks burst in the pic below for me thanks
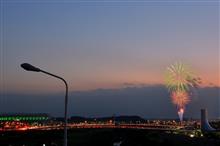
[171,90,190,108]
[171,90,189,122]
[164,62,200,122]
[165,62,199,92]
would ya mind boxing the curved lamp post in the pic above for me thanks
[21,63,68,146]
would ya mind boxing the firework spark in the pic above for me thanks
[164,62,200,122]
[171,90,190,108]
[165,62,199,92]
[171,90,189,121]
[178,108,184,122]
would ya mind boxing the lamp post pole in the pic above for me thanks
[21,63,68,146]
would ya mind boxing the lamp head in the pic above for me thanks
[21,63,41,72]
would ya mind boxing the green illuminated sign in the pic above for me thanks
[0,116,48,121]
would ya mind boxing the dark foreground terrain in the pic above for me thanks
[1,128,220,146]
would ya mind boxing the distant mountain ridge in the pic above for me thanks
[69,115,145,123]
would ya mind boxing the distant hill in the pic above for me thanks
[69,115,145,123]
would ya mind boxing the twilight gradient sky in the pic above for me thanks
[0,0,219,117]
[1,0,219,93]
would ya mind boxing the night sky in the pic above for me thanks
[0,0,219,118]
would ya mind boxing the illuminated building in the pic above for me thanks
[201,109,216,132]
[0,113,50,122]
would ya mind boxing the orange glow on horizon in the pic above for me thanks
[2,67,219,93]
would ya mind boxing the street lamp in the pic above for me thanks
[21,63,68,146]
